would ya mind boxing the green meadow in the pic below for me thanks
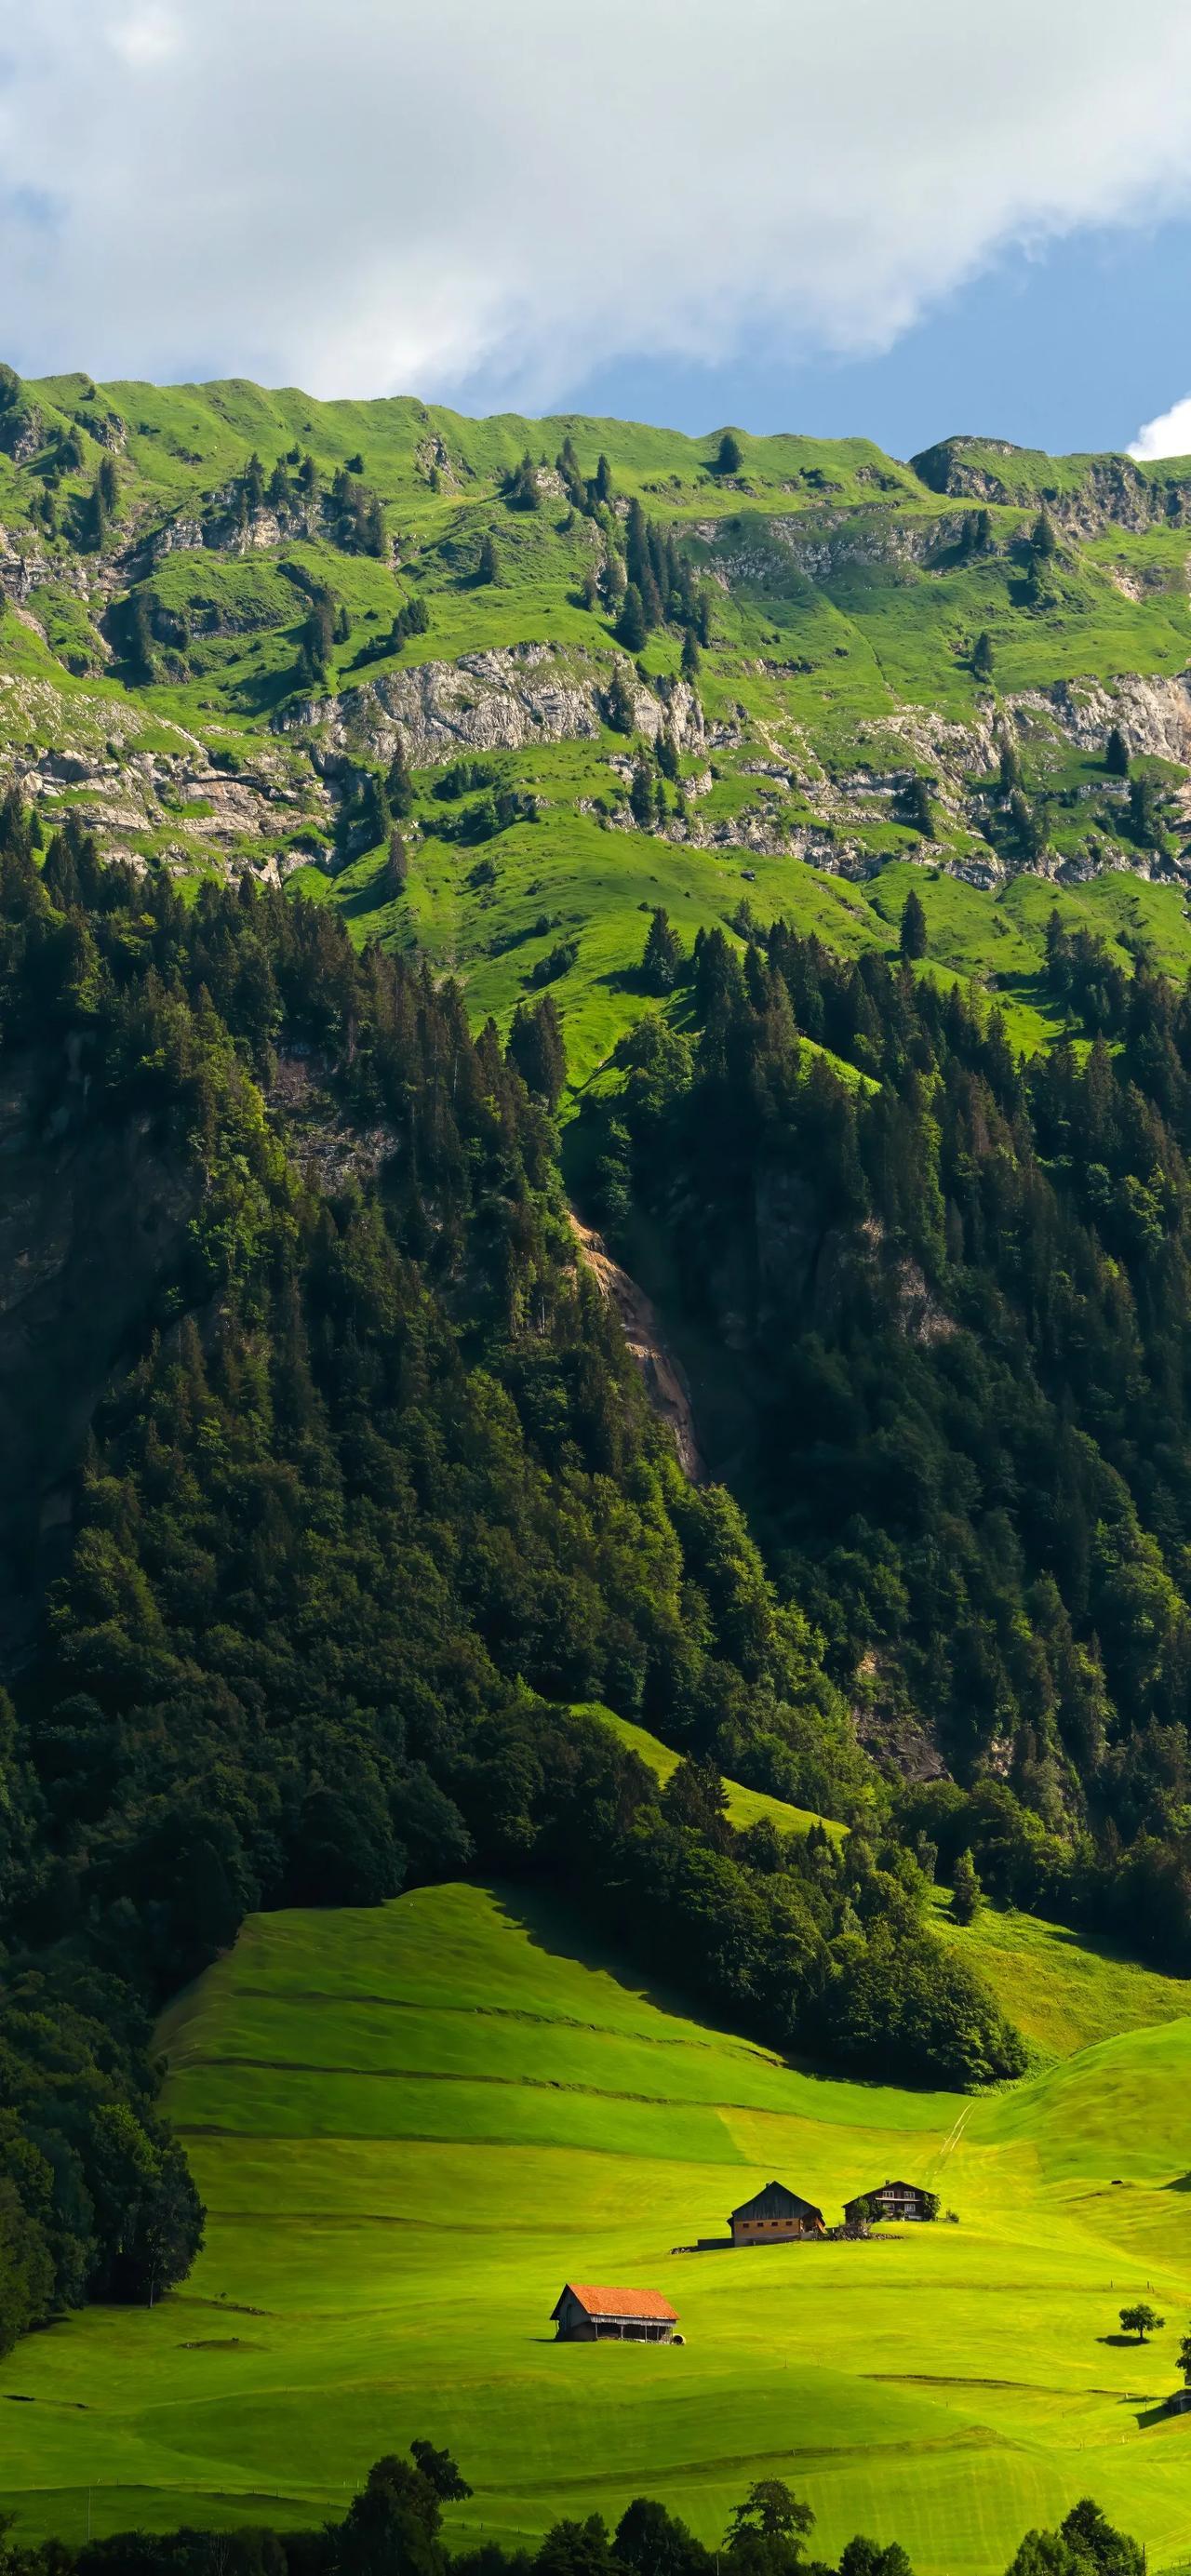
[4,1879,1191,2572]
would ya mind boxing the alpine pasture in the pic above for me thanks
[4,1879,1191,2573]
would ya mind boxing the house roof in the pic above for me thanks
[845,2179,930,2203]
[552,2283,677,2322]
[730,2180,823,2223]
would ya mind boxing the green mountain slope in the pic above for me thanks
[4,1884,1190,2569]
[3,373,1191,1079]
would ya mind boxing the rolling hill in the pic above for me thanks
[3,1881,1191,2571]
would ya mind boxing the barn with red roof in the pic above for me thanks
[550,2283,679,2342]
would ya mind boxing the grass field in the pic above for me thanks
[4,1882,1191,2571]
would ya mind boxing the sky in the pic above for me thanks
[1,0,1191,460]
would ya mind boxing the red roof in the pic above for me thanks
[555,2282,677,2321]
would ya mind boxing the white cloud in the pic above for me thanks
[1130,395,1191,460]
[2,0,1191,408]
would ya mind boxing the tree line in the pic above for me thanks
[0,2443,1144,2576]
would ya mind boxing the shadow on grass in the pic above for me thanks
[488,1873,947,2096]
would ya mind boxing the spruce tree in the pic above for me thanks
[642,907,684,994]
[617,583,648,653]
[654,776,668,827]
[1031,510,1057,560]
[714,431,743,474]
[971,631,994,682]
[477,531,500,585]
[681,625,702,680]
[1105,726,1131,778]
[507,994,567,1106]
[629,748,655,829]
[595,453,613,504]
[605,665,636,733]
[904,775,934,837]
[951,1849,982,1927]
[384,830,408,897]
[899,887,928,962]
[998,737,1022,795]
[386,733,415,818]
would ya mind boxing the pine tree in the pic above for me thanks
[1105,726,1131,778]
[714,431,743,474]
[681,625,702,680]
[244,451,264,514]
[629,749,655,829]
[654,776,668,827]
[507,994,567,1106]
[656,729,680,782]
[899,887,928,962]
[951,1849,982,1926]
[998,738,1023,795]
[386,733,415,818]
[384,830,408,897]
[971,631,994,681]
[595,453,613,504]
[605,665,636,734]
[1031,510,1057,560]
[642,907,684,993]
[477,532,500,585]
[97,453,119,514]
[617,584,648,653]
[904,775,934,837]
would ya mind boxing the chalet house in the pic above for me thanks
[551,2283,679,2342]
[843,2179,938,2224]
[729,2181,824,2245]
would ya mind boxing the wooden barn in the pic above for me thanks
[844,2179,938,2224]
[550,2283,679,2342]
[729,2180,824,2245]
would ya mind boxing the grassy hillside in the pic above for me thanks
[573,1702,847,1839]
[4,1883,1191,2569]
[3,376,1191,1082]
[930,1895,1191,2064]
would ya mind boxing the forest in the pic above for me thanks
[583,903,1191,1960]
[0,804,1023,2359]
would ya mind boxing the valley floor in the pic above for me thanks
[4,1884,1191,2573]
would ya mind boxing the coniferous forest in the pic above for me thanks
[0,801,1027,2357]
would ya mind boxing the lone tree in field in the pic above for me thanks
[900,887,928,962]
[951,1848,982,1927]
[1105,725,1131,778]
[681,624,702,679]
[1119,2302,1164,2342]
[726,2479,815,2573]
[714,431,743,475]
[971,630,994,681]
[476,531,501,585]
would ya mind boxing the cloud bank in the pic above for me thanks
[2,1,1191,409]
[1131,395,1191,460]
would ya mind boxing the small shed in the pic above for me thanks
[550,2283,679,2342]
[729,2181,824,2245]
[844,2179,938,2224]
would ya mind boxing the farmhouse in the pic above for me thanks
[844,2179,938,2224]
[550,2283,679,2342]
[729,2181,824,2244]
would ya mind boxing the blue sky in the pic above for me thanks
[531,221,1191,460]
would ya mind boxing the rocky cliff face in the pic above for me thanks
[289,644,706,770]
